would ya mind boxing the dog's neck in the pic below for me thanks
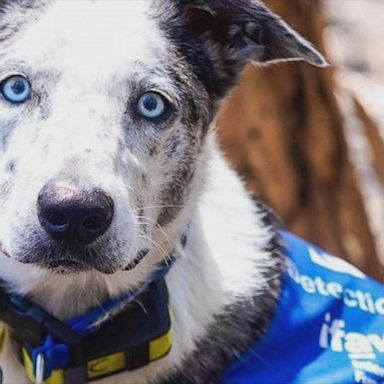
[0,139,282,383]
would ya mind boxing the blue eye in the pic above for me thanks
[1,75,31,104]
[137,92,168,120]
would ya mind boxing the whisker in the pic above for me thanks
[138,234,173,265]
[136,215,178,250]
[134,204,183,212]
[191,154,212,170]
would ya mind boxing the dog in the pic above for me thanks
[0,1,383,383]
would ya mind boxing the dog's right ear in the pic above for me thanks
[164,0,327,96]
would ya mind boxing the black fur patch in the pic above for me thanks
[155,0,325,100]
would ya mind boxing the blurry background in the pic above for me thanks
[217,0,384,281]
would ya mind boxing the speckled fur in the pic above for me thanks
[0,1,325,383]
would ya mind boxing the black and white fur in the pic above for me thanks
[0,1,326,383]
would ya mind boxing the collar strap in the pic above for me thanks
[22,278,172,384]
[0,255,178,383]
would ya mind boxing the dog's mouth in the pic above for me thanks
[0,240,150,274]
[124,249,149,271]
[46,259,91,271]
[43,248,150,273]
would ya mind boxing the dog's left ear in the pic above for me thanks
[178,0,326,65]
[168,0,327,92]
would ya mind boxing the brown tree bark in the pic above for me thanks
[217,0,384,281]
[353,97,384,187]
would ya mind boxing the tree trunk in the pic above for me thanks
[217,0,384,281]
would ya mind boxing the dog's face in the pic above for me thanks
[0,0,325,276]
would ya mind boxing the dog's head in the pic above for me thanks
[0,0,325,277]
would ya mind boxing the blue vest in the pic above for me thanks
[222,232,384,384]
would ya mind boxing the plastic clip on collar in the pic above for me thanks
[35,353,45,384]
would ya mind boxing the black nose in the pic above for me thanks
[37,185,114,247]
